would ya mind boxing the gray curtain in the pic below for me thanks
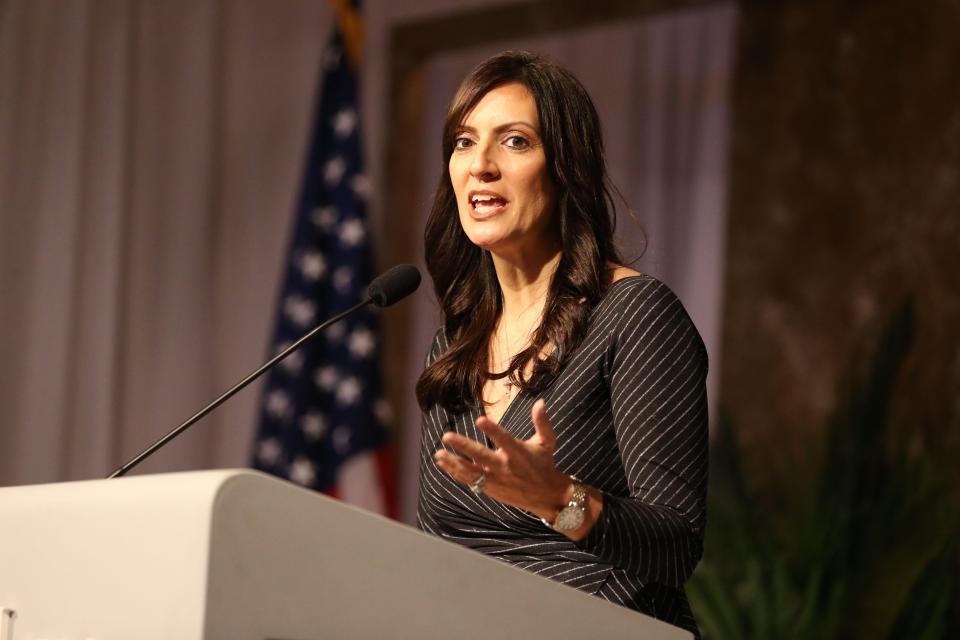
[0,0,332,486]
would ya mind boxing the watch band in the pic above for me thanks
[541,476,587,532]
[566,478,587,511]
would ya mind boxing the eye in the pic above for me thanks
[453,136,474,151]
[504,134,531,150]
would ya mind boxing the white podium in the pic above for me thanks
[0,470,692,639]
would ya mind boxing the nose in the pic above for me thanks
[469,141,499,181]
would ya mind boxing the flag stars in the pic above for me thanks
[284,295,316,328]
[280,350,304,374]
[316,366,341,392]
[275,343,304,374]
[350,174,371,199]
[339,219,365,247]
[265,389,293,419]
[273,341,292,355]
[326,321,347,344]
[289,457,317,486]
[332,425,352,454]
[348,327,376,359]
[257,438,283,466]
[323,156,347,186]
[374,398,392,426]
[297,251,326,281]
[312,206,338,231]
[336,376,362,406]
[301,412,327,441]
[332,266,353,293]
[255,28,391,497]
[332,109,357,139]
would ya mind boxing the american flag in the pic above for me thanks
[252,8,395,517]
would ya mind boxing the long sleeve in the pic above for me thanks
[575,280,709,588]
[416,277,707,634]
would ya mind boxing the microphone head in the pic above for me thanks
[366,264,421,307]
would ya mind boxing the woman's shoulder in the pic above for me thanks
[595,271,704,350]
[596,269,678,316]
[608,265,644,283]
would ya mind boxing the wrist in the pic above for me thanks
[540,476,587,533]
[536,473,574,522]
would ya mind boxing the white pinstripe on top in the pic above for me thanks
[416,276,708,637]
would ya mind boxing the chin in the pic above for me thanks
[461,222,505,250]
[465,233,504,251]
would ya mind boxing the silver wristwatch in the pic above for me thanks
[543,477,586,533]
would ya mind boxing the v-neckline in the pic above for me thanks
[481,383,525,427]
[473,276,649,429]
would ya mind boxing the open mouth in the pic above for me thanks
[470,193,508,217]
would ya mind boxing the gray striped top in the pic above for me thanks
[416,275,708,637]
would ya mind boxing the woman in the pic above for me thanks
[415,51,708,637]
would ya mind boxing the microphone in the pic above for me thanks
[367,263,421,307]
[107,264,421,479]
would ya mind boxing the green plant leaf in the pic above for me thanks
[689,298,959,639]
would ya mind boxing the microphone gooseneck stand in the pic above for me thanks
[107,264,421,479]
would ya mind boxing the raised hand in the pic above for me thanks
[434,399,572,522]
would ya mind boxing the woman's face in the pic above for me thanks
[448,82,555,255]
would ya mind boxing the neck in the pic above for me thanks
[491,245,561,320]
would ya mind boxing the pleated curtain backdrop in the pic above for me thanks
[0,0,332,486]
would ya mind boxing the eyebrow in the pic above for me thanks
[456,121,539,134]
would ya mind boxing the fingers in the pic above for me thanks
[467,401,556,450]
[531,399,556,448]
[475,416,519,451]
[434,449,484,486]
[434,400,562,513]
[441,432,499,467]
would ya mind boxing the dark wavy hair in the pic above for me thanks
[415,51,623,413]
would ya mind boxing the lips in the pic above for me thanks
[468,190,508,219]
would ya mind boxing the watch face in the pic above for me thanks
[554,505,585,532]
